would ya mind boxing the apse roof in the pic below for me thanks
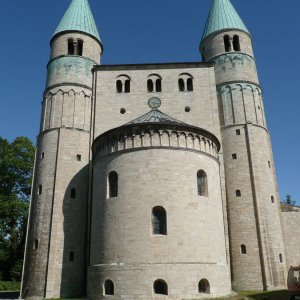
[202,0,249,41]
[53,0,101,42]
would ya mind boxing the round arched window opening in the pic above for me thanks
[153,279,168,295]
[198,279,210,294]
[104,279,114,295]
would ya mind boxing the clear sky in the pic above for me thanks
[0,0,299,203]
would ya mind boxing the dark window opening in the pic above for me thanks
[41,152,45,159]
[232,153,237,160]
[120,108,126,114]
[224,35,231,52]
[198,279,210,294]
[77,39,83,56]
[156,79,162,92]
[185,106,191,113]
[236,190,241,197]
[153,279,168,295]
[108,171,118,198]
[70,188,76,199]
[236,129,241,135]
[147,79,154,92]
[69,251,74,262]
[38,185,42,195]
[33,239,38,250]
[68,39,74,55]
[197,170,208,197]
[241,244,247,254]
[116,80,122,93]
[76,154,81,161]
[104,280,114,295]
[187,78,193,91]
[233,35,241,51]
[268,161,271,168]
[178,78,185,91]
[152,206,167,235]
[279,253,283,263]
[271,196,275,203]
[125,80,130,93]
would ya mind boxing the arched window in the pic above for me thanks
[187,78,193,91]
[70,188,76,199]
[156,79,162,92]
[104,280,114,295]
[147,79,154,92]
[236,190,241,197]
[279,253,283,263]
[224,35,231,52]
[77,39,83,56]
[108,171,118,198]
[233,35,241,51]
[116,80,122,93]
[125,80,130,93]
[68,39,74,55]
[271,196,274,203]
[197,170,208,197]
[152,206,167,235]
[178,78,185,91]
[153,279,168,295]
[241,244,247,254]
[198,279,210,294]
[69,251,74,262]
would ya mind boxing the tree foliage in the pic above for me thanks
[0,137,35,281]
[281,194,297,212]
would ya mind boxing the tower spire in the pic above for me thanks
[53,0,101,43]
[202,0,249,41]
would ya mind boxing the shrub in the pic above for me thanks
[0,281,20,291]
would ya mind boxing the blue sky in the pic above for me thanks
[0,0,299,203]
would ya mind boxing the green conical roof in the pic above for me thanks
[202,0,249,40]
[53,0,101,42]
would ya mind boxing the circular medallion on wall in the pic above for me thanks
[148,97,161,109]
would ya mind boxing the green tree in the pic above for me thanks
[0,137,35,281]
[281,194,296,212]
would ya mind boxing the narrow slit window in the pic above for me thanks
[198,279,210,294]
[77,39,83,56]
[268,161,271,168]
[156,79,162,92]
[41,152,45,159]
[241,244,247,254]
[70,188,76,199]
[271,196,275,203]
[197,170,208,197]
[279,253,283,263]
[152,206,167,235]
[108,171,118,198]
[147,79,154,92]
[187,78,193,91]
[38,185,42,195]
[104,280,114,295]
[116,80,123,93]
[236,190,241,197]
[69,251,74,262]
[178,78,185,91]
[125,80,130,93]
[153,279,168,295]
[68,39,74,55]
[233,35,241,51]
[224,35,231,52]
[33,239,38,250]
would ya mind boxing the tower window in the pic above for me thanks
[156,79,162,92]
[120,108,126,114]
[232,153,237,159]
[271,196,275,203]
[68,39,74,55]
[125,80,130,93]
[41,152,45,159]
[197,170,208,197]
[147,79,154,92]
[224,35,231,52]
[77,39,83,56]
[104,280,114,295]
[69,251,74,262]
[108,171,118,198]
[241,244,247,254]
[70,188,76,199]
[198,279,210,294]
[76,154,81,161]
[153,279,168,295]
[178,78,185,91]
[116,80,122,93]
[185,106,191,113]
[152,206,167,235]
[233,35,241,51]
[236,129,241,135]
[268,161,271,168]
[38,185,43,195]
[236,190,241,197]
[187,78,193,91]
[33,239,39,250]
[279,253,283,263]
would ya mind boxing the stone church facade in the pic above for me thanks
[20,0,300,299]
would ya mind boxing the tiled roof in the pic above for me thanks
[202,0,249,41]
[53,0,101,42]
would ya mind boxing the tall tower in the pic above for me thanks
[200,0,286,291]
[21,0,102,298]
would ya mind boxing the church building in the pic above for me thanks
[21,0,300,299]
